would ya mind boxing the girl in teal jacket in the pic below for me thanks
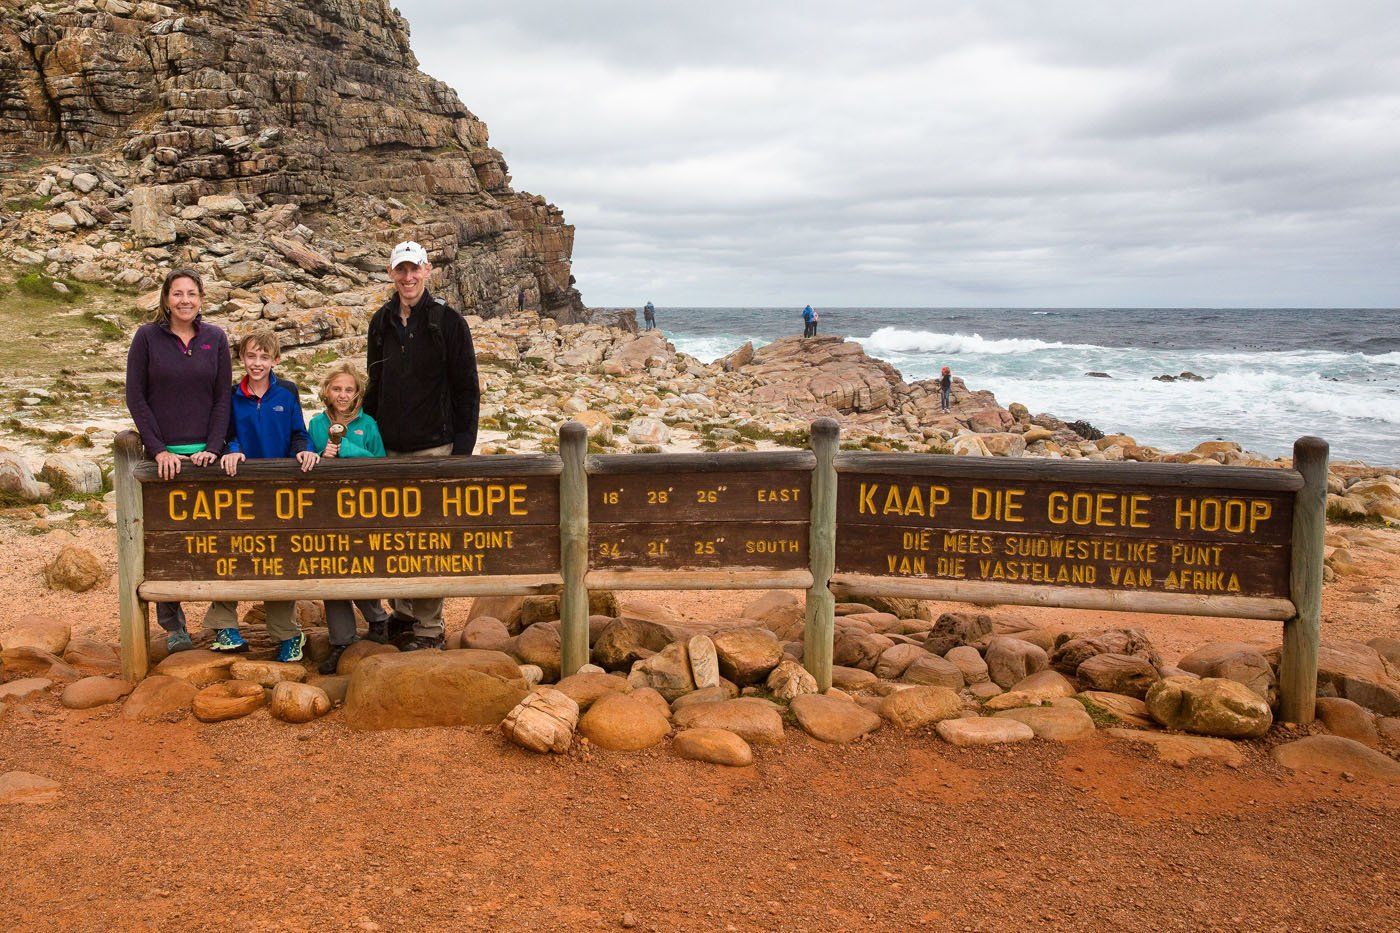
[309,362,389,673]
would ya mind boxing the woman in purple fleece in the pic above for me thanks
[125,268,232,652]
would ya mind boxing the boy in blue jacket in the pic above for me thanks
[210,331,319,661]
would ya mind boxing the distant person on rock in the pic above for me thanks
[308,361,389,674]
[940,366,952,412]
[802,304,815,338]
[517,287,526,312]
[364,240,480,651]
[643,300,656,331]
[125,267,230,654]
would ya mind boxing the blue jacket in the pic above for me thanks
[225,373,309,459]
[803,305,814,321]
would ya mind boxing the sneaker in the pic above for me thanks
[209,628,249,653]
[166,629,194,653]
[276,632,307,663]
[318,638,357,675]
[400,634,445,652]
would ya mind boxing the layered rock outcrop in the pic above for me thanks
[0,0,583,321]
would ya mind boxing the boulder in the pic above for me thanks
[1177,642,1275,702]
[42,546,106,592]
[673,728,753,767]
[902,654,965,689]
[270,682,332,723]
[831,666,878,691]
[688,635,720,689]
[1,646,77,683]
[832,630,895,671]
[790,693,882,744]
[629,686,673,720]
[59,676,133,709]
[985,636,1049,689]
[554,671,630,711]
[994,705,1096,741]
[711,628,784,686]
[461,617,513,652]
[674,697,784,744]
[1077,691,1154,728]
[593,618,672,671]
[1314,697,1379,746]
[579,692,670,750]
[0,678,52,701]
[741,591,805,640]
[62,637,120,675]
[468,596,525,632]
[935,717,1034,747]
[1051,628,1160,674]
[0,450,49,502]
[994,620,1056,653]
[626,417,670,446]
[192,680,266,722]
[336,640,397,675]
[511,623,562,681]
[500,688,580,753]
[1297,639,1400,716]
[1270,735,1400,781]
[1076,653,1161,699]
[229,659,307,687]
[518,596,560,628]
[122,675,196,719]
[627,641,696,701]
[945,645,990,684]
[305,674,350,706]
[874,643,928,680]
[153,649,237,687]
[1105,728,1245,767]
[0,772,61,805]
[39,454,103,495]
[519,665,545,687]
[672,684,739,712]
[1145,676,1272,738]
[923,612,993,655]
[2,616,71,655]
[343,651,527,730]
[765,656,817,701]
[879,686,962,729]
[1368,636,1400,669]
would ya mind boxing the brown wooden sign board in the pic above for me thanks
[836,472,1295,599]
[141,473,560,581]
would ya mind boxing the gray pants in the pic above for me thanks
[155,602,186,633]
[325,599,388,646]
[385,443,454,638]
[205,600,299,641]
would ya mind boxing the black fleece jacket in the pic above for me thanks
[364,289,480,454]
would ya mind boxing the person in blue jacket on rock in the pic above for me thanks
[213,330,319,661]
[307,361,391,674]
[802,304,816,338]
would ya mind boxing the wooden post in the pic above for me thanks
[558,421,589,677]
[114,430,150,681]
[803,418,839,690]
[1279,435,1328,723]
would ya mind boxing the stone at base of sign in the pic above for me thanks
[831,666,878,691]
[711,628,784,686]
[0,678,53,702]
[673,728,753,767]
[1105,728,1244,767]
[60,676,134,710]
[765,657,817,701]
[673,698,784,745]
[1270,735,1400,781]
[1313,697,1379,746]
[501,688,579,753]
[230,659,308,687]
[879,686,962,729]
[687,635,720,689]
[1077,692,1154,728]
[790,693,882,744]
[554,671,630,712]
[193,680,266,722]
[305,674,350,707]
[579,692,670,751]
[154,649,237,688]
[936,717,1034,747]
[1145,676,1272,738]
[994,704,1096,741]
[270,682,332,723]
[122,675,196,719]
[343,651,528,731]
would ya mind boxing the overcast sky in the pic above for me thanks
[398,1,1400,307]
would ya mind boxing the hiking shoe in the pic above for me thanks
[166,629,195,653]
[209,628,249,652]
[318,638,357,675]
[365,619,391,644]
[388,614,415,639]
[400,634,445,652]
[276,632,307,663]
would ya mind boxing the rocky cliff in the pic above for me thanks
[0,0,584,325]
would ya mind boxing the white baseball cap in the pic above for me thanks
[389,240,429,268]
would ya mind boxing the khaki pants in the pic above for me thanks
[385,444,453,638]
[205,600,299,641]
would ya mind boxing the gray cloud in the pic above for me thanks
[397,0,1400,306]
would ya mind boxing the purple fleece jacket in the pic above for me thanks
[125,318,232,456]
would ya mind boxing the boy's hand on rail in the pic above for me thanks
[221,452,244,476]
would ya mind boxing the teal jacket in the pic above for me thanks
[307,410,386,458]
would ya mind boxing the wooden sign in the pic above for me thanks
[836,466,1295,599]
[139,464,560,582]
[587,454,811,572]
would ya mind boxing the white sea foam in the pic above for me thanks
[862,327,1100,356]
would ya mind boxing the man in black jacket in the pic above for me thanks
[364,240,480,650]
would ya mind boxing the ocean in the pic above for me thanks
[655,307,1400,466]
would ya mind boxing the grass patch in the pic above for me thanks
[17,272,84,303]
[81,311,125,340]
[4,194,53,213]
[1072,694,1125,729]
[1326,505,1387,526]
